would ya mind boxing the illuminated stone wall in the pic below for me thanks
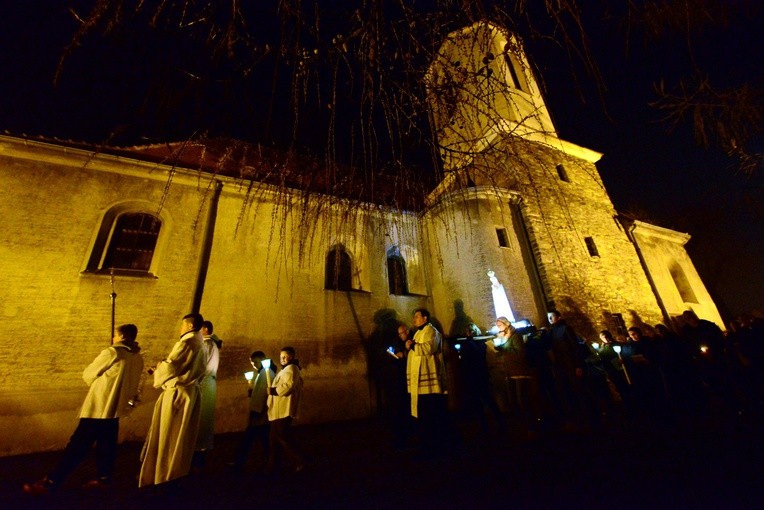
[0,135,432,455]
[0,141,207,454]
[0,128,720,456]
[493,137,665,337]
[422,20,670,338]
[627,221,724,329]
[0,19,726,457]
[424,135,666,339]
[423,189,548,334]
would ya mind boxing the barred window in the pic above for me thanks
[86,207,162,276]
[611,313,627,338]
[103,213,161,272]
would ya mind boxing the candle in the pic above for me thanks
[262,358,272,387]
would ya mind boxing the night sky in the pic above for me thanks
[1,2,761,319]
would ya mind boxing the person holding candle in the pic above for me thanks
[387,324,412,449]
[139,313,207,488]
[597,330,631,409]
[232,351,275,471]
[267,346,305,474]
[542,310,588,431]
[495,317,544,435]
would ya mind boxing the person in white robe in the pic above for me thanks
[23,324,144,494]
[267,346,305,473]
[192,320,221,470]
[139,313,206,488]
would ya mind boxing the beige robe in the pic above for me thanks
[195,336,220,451]
[80,341,144,419]
[139,330,206,487]
[406,323,444,418]
[267,363,303,421]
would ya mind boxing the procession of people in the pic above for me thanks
[22,304,764,500]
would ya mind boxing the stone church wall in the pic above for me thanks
[628,221,724,329]
[493,138,665,336]
[425,136,665,338]
[0,137,432,455]
[423,188,547,335]
[0,145,207,454]
[0,132,712,456]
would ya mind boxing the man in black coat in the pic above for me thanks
[543,310,587,429]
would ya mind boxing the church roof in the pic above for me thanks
[6,133,431,211]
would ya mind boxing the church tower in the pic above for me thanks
[425,21,556,172]
[421,21,665,336]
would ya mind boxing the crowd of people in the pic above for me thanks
[21,306,764,496]
[22,313,304,495]
[372,307,764,451]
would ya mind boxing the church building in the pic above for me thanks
[0,21,722,456]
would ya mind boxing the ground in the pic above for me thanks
[1,402,762,509]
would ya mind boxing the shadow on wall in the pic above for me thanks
[365,308,403,417]
[366,309,402,387]
[365,306,453,416]
[449,299,476,339]
[557,297,597,341]
[626,310,657,337]
[365,307,450,363]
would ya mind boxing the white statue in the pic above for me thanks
[487,270,515,322]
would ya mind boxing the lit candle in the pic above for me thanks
[262,358,272,388]
[612,345,631,385]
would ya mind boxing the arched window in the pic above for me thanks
[387,246,408,295]
[325,245,352,290]
[669,261,698,304]
[85,206,162,276]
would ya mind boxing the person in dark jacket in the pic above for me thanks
[681,310,740,412]
[495,317,543,435]
[543,311,587,430]
[654,324,707,418]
